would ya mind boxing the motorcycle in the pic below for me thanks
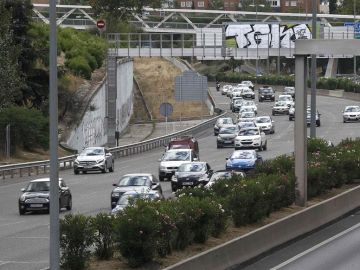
[216,82,220,91]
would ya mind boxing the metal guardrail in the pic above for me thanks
[0,111,225,180]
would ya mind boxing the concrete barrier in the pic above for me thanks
[164,185,360,270]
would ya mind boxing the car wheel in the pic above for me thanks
[19,207,25,215]
[82,170,87,174]
[171,186,177,192]
[272,112,275,116]
[343,119,346,123]
[217,144,222,149]
[159,176,165,182]
[74,169,79,175]
[109,161,114,172]
[66,197,72,211]
[317,121,321,127]
[101,168,106,173]
[258,144,263,151]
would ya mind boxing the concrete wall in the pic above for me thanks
[116,59,134,135]
[67,59,134,152]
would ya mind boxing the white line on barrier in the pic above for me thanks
[270,222,360,269]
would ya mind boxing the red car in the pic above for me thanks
[166,136,199,158]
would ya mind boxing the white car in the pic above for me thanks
[221,85,232,95]
[240,81,254,90]
[239,106,256,115]
[234,127,267,151]
[242,100,257,114]
[230,87,243,98]
[241,88,255,99]
[255,116,275,134]
[214,117,235,135]
[342,105,360,123]
[232,98,245,112]
[272,101,289,115]
[278,95,294,107]
[74,147,114,174]
[158,149,199,181]
[238,111,256,122]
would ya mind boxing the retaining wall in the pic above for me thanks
[67,59,134,152]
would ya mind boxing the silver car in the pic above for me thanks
[74,147,114,174]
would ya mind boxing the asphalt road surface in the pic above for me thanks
[0,85,359,270]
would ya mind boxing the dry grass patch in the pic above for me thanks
[134,58,209,121]
[88,183,359,270]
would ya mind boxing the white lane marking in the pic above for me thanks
[270,222,360,270]
[0,221,26,228]
[0,262,9,266]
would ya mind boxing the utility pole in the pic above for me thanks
[310,0,317,138]
[354,0,357,79]
[49,0,60,269]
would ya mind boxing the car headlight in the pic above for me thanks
[111,192,120,198]
[96,159,105,164]
[160,166,166,170]
[217,136,223,141]
[254,137,261,141]
[74,159,79,164]
[260,95,264,97]
[271,94,275,97]
[172,175,177,182]
[19,195,26,201]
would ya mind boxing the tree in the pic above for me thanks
[0,3,23,110]
[240,0,272,12]
[329,0,337,14]
[227,57,244,72]
[337,0,360,14]
[209,0,223,10]
[89,0,162,20]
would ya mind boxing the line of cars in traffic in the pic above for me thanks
[17,84,360,216]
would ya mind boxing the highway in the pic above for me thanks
[0,86,359,270]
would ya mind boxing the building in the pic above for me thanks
[224,0,241,11]
[268,0,281,9]
[177,0,209,9]
[281,0,320,13]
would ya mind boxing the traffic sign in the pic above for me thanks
[96,20,105,29]
[160,103,173,117]
[344,22,360,39]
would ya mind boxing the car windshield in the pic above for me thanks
[219,118,233,125]
[345,107,360,112]
[239,129,259,136]
[241,107,253,112]
[25,181,50,192]
[261,89,273,93]
[243,89,251,93]
[219,126,238,134]
[117,176,150,187]
[256,117,271,123]
[116,193,158,206]
[284,87,294,92]
[275,101,286,107]
[241,112,255,118]
[162,151,190,161]
[279,96,292,101]
[238,122,256,128]
[231,151,256,159]
[178,163,205,172]
[79,148,104,156]
[244,101,255,106]
[234,100,243,105]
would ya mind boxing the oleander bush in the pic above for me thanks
[60,138,360,268]
[60,214,95,270]
[92,213,115,260]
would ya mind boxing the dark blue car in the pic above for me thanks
[225,150,263,172]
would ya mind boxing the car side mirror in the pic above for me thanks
[225,157,229,160]
[106,153,111,157]
[271,120,274,123]
[193,157,198,161]
[21,188,25,192]
[158,158,162,162]
[257,155,262,160]
[152,183,159,189]
[112,183,118,187]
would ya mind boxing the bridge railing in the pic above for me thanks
[0,110,225,181]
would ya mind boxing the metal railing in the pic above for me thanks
[0,110,225,180]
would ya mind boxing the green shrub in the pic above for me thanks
[60,214,95,270]
[113,200,160,267]
[0,106,49,151]
[92,213,114,260]
[254,155,294,175]
[65,56,92,79]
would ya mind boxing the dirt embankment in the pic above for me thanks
[134,57,209,121]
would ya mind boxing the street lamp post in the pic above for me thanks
[310,0,317,138]
[354,0,357,78]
